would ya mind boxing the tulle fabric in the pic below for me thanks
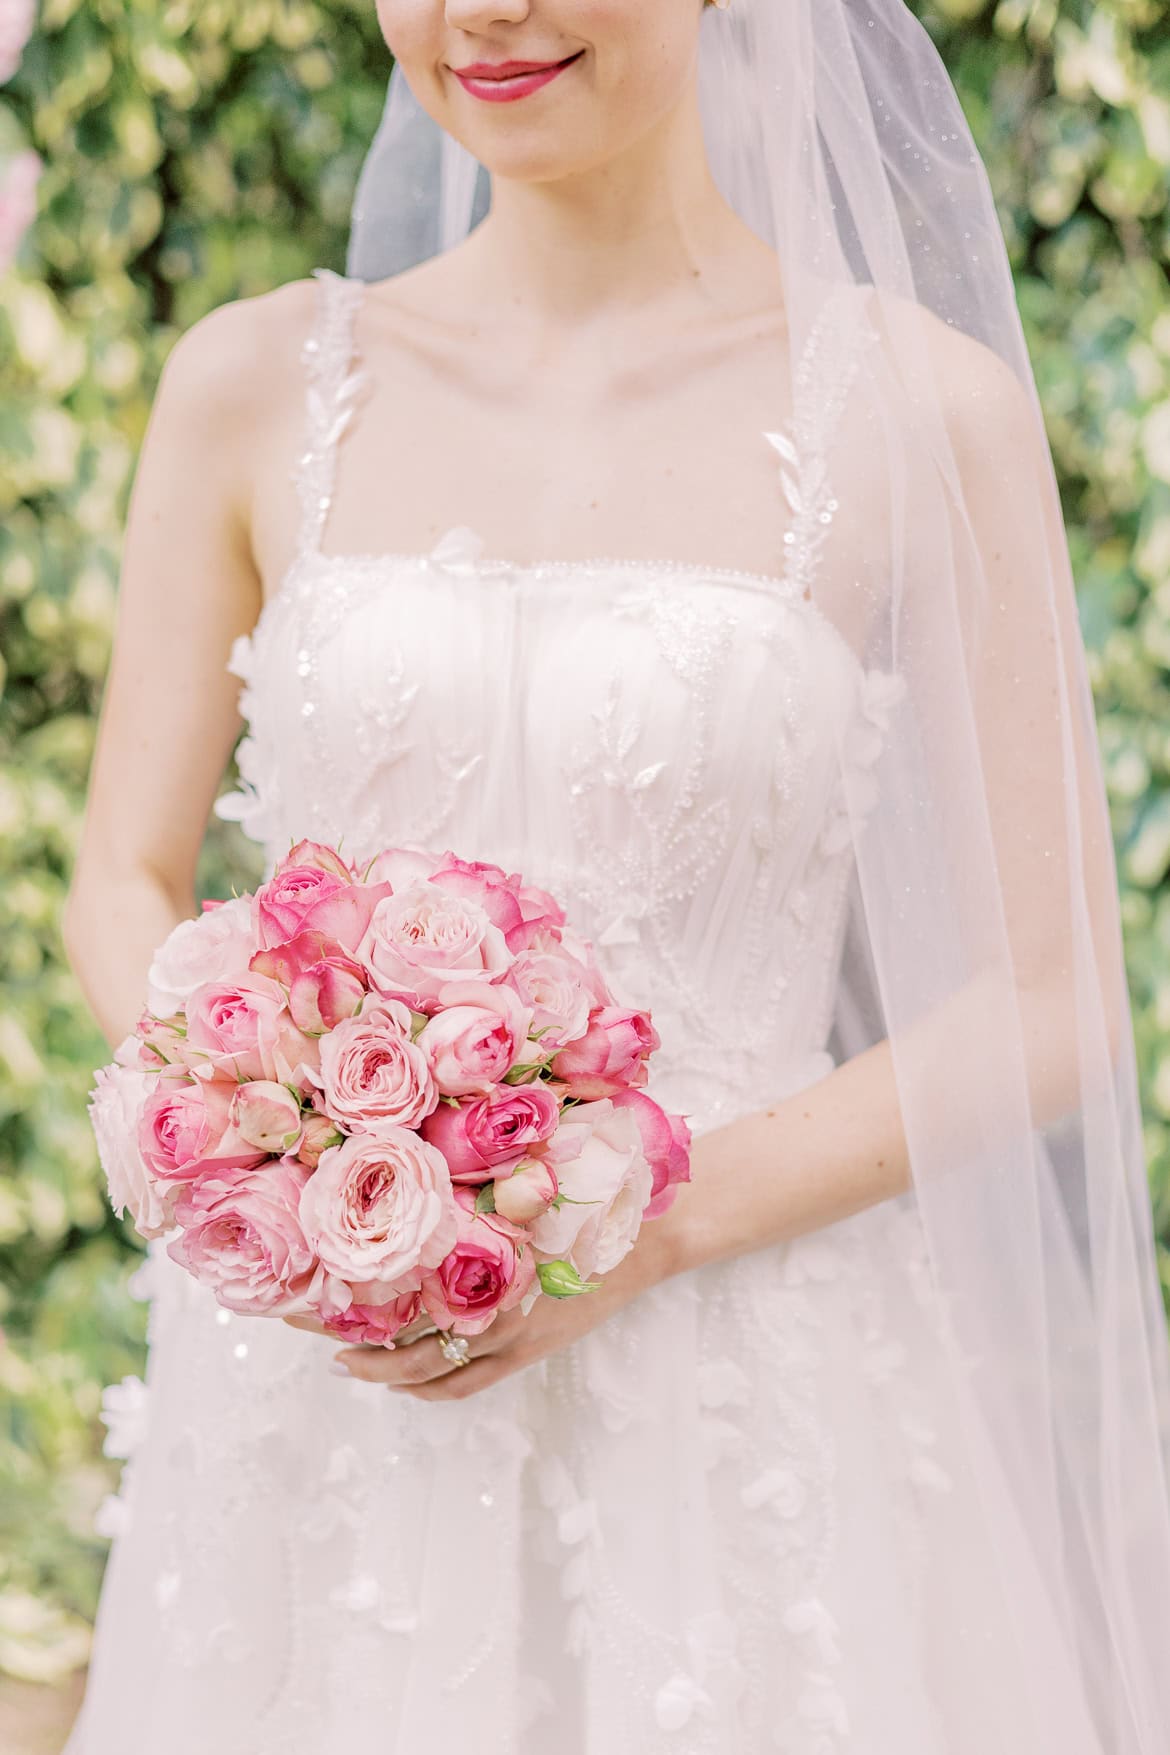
[341,1,1170,1749]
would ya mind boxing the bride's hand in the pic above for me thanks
[279,1212,686,1400]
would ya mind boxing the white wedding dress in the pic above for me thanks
[67,269,1043,1754]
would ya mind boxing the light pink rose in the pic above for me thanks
[318,998,436,1131]
[611,1089,693,1219]
[356,879,513,1011]
[492,1154,559,1225]
[508,945,596,1052]
[359,845,437,889]
[252,862,392,955]
[419,1186,536,1336]
[419,1082,560,1180]
[183,973,320,1088]
[320,1288,423,1348]
[250,929,368,1034]
[415,979,533,1097]
[88,1060,180,1239]
[299,1126,459,1285]
[137,1075,267,1182]
[167,1157,319,1315]
[145,894,253,1017]
[528,1098,654,1280]
[230,1080,304,1153]
[548,1005,660,1099]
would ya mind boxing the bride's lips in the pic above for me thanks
[451,50,584,104]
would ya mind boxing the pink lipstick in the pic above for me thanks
[452,50,583,104]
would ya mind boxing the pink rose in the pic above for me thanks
[320,1288,423,1348]
[359,846,436,889]
[427,851,569,953]
[230,1080,304,1154]
[167,1157,319,1315]
[492,1154,559,1225]
[528,1098,654,1280]
[419,1083,560,1180]
[299,1126,459,1285]
[548,1006,660,1099]
[419,1186,536,1336]
[318,998,437,1131]
[253,862,392,955]
[250,929,368,1034]
[415,980,533,1097]
[610,1089,693,1218]
[183,974,320,1088]
[425,853,525,942]
[356,879,513,1011]
[137,1075,266,1182]
[88,1060,180,1239]
[508,945,596,1052]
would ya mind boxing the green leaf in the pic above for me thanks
[474,1182,497,1214]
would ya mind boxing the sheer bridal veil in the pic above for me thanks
[343,2,1170,1748]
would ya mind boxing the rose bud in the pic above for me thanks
[296,1108,345,1169]
[492,1154,559,1225]
[230,1079,304,1154]
[548,1006,660,1099]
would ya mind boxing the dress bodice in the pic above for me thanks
[215,269,905,1136]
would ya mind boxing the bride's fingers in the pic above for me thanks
[334,1333,476,1386]
[282,1313,332,1336]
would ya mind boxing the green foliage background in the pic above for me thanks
[0,0,1168,1686]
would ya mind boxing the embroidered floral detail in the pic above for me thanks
[819,665,908,857]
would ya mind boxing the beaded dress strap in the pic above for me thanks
[292,267,372,560]
[764,286,875,600]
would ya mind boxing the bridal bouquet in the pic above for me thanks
[87,839,692,1348]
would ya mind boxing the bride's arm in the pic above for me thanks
[62,298,267,1052]
[650,312,1128,1283]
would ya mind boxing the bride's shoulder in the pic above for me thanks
[847,281,1038,452]
[160,276,319,408]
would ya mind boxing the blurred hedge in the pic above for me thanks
[0,0,1168,1687]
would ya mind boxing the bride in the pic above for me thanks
[62,0,1170,1751]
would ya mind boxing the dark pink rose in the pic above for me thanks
[167,1156,319,1315]
[253,863,393,956]
[548,1006,661,1099]
[250,929,368,1034]
[318,999,437,1132]
[137,1075,266,1182]
[415,980,533,1097]
[419,1186,535,1336]
[420,1083,560,1180]
[610,1089,693,1219]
